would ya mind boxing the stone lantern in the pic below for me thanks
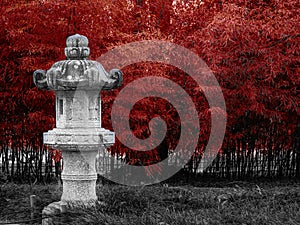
[33,34,122,214]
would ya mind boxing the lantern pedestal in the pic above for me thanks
[60,147,99,203]
[44,127,114,203]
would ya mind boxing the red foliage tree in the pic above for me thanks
[0,0,299,178]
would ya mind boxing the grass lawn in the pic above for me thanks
[0,180,299,224]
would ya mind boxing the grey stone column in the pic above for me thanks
[60,148,98,203]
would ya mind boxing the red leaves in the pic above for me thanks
[51,149,62,162]
[1,0,298,166]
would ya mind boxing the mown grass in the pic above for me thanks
[0,181,299,224]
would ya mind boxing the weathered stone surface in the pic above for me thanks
[44,128,115,147]
[54,90,103,128]
[60,149,98,202]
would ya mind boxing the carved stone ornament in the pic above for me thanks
[43,128,115,149]
[33,34,123,91]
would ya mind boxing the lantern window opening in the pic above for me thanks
[59,99,64,115]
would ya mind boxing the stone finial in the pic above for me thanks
[64,34,90,60]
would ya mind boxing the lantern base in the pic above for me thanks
[41,200,106,225]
